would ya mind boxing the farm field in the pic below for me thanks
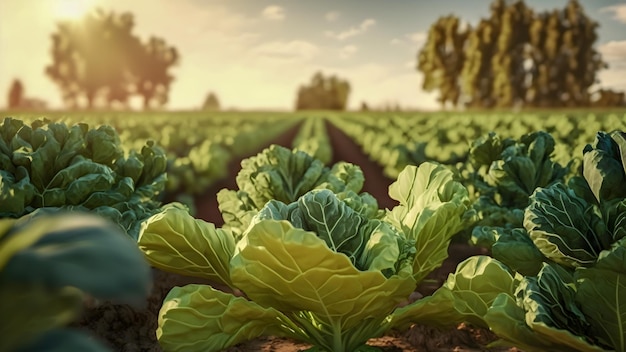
[2,109,626,352]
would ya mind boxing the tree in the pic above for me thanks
[202,92,220,111]
[417,0,617,109]
[7,79,23,109]
[418,15,469,108]
[295,72,350,110]
[45,9,178,110]
[130,36,179,110]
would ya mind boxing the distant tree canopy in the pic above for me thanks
[418,0,623,109]
[7,79,24,109]
[295,72,351,110]
[202,92,220,111]
[46,9,178,110]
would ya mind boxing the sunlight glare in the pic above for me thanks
[53,0,97,20]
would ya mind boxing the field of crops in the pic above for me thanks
[2,109,626,352]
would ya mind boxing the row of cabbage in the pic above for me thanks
[291,114,333,164]
[328,111,626,179]
[5,112,300,197]
[0,112,301,236]
[2,112,626,351]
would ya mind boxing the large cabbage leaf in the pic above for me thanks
[1,213,151,304]
[582,131,626,203]
[524,183,609,268]
[384,162,472,282]
[138,205,236,287]
[389,256,517,330]
[485,263,607,351]
[488,227,545,276]
[576,239,626,351]
[230,219,415,348]
[157,284,290,352]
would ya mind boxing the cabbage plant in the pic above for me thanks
[0,117,167,238]
[0,212,152,352]
[138,156,473,351]
[420,130,626,351]
[464,131,570,232]
[216,144,378,238]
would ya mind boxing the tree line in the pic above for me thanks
[417,0,624,109]
[6,1,624,111]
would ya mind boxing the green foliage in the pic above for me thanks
[418,15,468,108]
[0,117,166,238]
[0,213,152,352]
[435,129,626,351]
[292,115,333,165]
[580,130,626,203]
[464,131,570,240]
[138,147,473,351]
[418,0,617,108]
[255,189,414,276]
[217,144,372,238]
[45,9,178,110]
[384,162,474,282]
[295,72,351,111]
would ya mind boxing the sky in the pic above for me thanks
[1,0,625,111]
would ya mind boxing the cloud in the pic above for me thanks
[597,40,626,91]
[262,5,285,20]
[339,45,358,59]
[600,4,626,24]
[325,11,340,22]
[406,32,427,45]
[390,32,427,49]
[325,18,376,40]
[598,40,626,62]
[251,40,319,62]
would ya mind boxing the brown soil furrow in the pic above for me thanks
[324,119,397,210]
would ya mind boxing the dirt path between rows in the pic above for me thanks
[325,120,397,209]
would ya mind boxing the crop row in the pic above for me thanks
[328,111,626,178]
[5,112,301,197]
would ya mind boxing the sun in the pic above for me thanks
[53,0,97,20]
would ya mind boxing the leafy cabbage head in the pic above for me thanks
[524,183,610,268]
[582,130,626,202]
[218,144,374,236]
[235,145,364,209]
[253,189,415,277]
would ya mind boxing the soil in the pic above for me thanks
[74,118,518,351]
